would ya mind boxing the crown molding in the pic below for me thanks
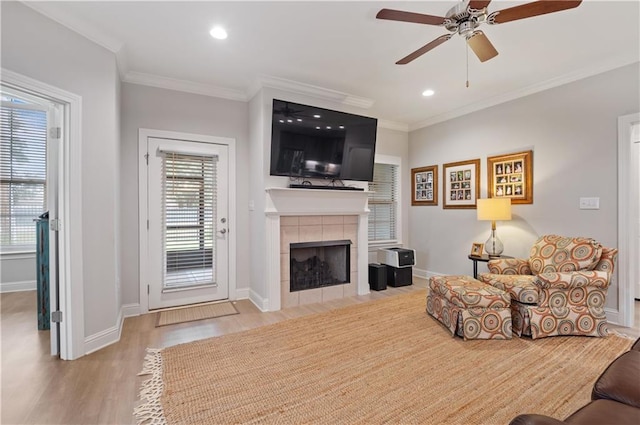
[410,55,640,131]
[378,120,409,132]
[21,1,123,54]
[122,71,247,101]
[249,75,375,109]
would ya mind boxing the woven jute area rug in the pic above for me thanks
[135,291,633,424]
[156,302,238,327]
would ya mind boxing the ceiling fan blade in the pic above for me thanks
[468,1,492,11]
[489,1,582,24]
[396,34,453,65]
[466,31,498,62]
[376,8,446,26]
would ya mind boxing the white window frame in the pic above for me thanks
[368,154,402,248]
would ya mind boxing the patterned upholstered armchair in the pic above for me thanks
[479,235,617,339]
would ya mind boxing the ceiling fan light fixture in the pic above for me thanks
[422,89,435,97]
[209,26,228,40]
[377,0,582,66]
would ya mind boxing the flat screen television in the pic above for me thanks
[270,99,378,182]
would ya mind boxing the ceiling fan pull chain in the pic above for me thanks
[466,42,470,88]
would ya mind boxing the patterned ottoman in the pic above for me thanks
[426,275,512,340]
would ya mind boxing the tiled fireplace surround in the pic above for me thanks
[280,215,359,308]
[265,188,370,311]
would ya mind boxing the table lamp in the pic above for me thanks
[477,198,512,257]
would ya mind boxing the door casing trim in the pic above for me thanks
[617,113,640,327]
[1,68,84,360]
[138,128,237,314]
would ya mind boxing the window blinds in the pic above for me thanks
[0,103,47,249]
[368,162,398,242]
[162,152,217,289]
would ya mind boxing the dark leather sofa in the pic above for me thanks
[510,337,640,425]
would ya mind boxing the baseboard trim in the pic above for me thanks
[122,303,141,317]
[249,289,268,312]
[234,288,250,300]
[605,307,620,326]
[84,303,140,355]
[84,321,121,355]
[0,280,36,293]
[413,268,442,279]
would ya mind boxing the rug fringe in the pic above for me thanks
[134,348,166,425]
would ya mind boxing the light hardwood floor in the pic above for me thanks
[1,279,638,424]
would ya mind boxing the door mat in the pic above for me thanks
[156,302,239,327]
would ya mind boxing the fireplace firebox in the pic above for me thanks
[290,240,351,292]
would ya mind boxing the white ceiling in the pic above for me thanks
[25,1,640,130]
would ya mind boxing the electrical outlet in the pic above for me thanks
[579,197,600,210]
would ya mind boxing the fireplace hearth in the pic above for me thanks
[290,240,351,292]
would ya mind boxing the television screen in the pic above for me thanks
[270,99,377,182]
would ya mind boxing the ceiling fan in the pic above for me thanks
[377,0,582,65]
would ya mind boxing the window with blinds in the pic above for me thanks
[162,152,218,289]
[0,100,47,250]
[368,162,398,243]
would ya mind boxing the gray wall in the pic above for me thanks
[119,83,251,305]
[1,2,120,337]
[408,62,640,311]
[0,254,36,292]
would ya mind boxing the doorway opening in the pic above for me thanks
[1,85,62,356]
[138,129,237,314]
[1,69,84,360]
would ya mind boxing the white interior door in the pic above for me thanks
[147,137,229,309]
[47,103,61,355]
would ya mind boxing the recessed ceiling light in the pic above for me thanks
[422,89,435,97]
[339,125,344,129]
[287,119,292,123]
[315,126,321,130]
[326,126,332,129]
[313,114,321,119]
[296,118,302,122]
[209,26,228,40]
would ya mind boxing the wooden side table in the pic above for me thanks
[468,254,513,279]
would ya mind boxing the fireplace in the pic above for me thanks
[263,187,370,312]
[290,240,351,292]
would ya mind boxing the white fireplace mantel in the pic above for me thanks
[260,187,370,312]
[265,187,370,216]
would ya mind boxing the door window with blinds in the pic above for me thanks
[368,161,399,243]
[162,151,218,290]
[0,95,47,251]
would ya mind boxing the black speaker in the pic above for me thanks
[386,266,412,287]
[368,263,387,291]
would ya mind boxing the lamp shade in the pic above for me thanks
[477,198,512,221]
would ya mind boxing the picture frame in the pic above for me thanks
[470,242,484,257]
[443,158,480,209]
[487,150,533,204]
[411,165,438,206]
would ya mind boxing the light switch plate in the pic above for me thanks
[579,197,600,210]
